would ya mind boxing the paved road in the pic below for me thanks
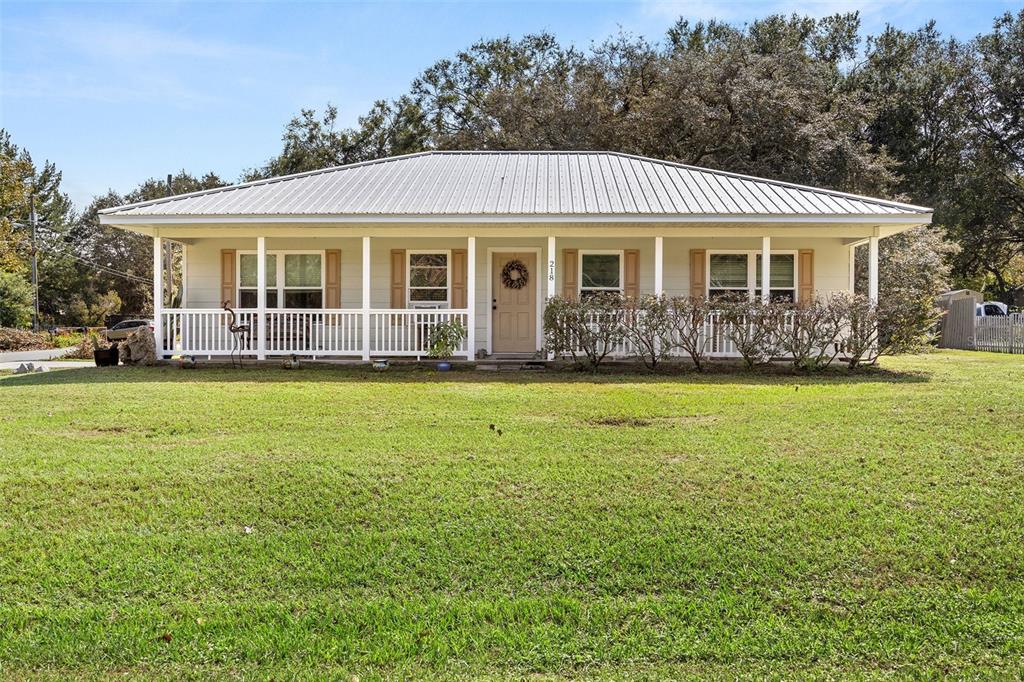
[0,347,76,363]
[0,360,91,371]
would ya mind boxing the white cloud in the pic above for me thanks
[0,12,301,109]
[45,17,297,63]
[636,0,922,26]
[1,69,220,108]
[8,14,297,64]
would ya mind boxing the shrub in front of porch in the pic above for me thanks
[717,295,789,369]
[621,295,674,370]
[543,292,938,372]
[543,293,625,369]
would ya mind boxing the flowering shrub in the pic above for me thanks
[779,298,844,371]
[543,293,625,369]
[543,290,932,372]
[718,295,788,369]
[621,295,674,369]
[668,296,716,372]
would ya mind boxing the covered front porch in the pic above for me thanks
[150,229,881,362]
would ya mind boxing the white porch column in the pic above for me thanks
[760,236,771,302]
[362,236,371,361]
[546,235,556,301]
[546,235,556,360]
[181,243,188,307]
[256,236,266,360]
[152,236,163,358]
[466,237,476,359]
[849,244,856,293]
[868,235,880,304]
[654,237,664,296]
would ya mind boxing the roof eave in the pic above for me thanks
[99,211,933,226]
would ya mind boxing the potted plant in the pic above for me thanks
[91,331,119,367]
[427,318,467,371]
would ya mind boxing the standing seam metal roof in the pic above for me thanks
[99,151,933,217]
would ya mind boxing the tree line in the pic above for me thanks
[1,10,1021,327]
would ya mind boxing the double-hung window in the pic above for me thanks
[239,254,278,308]
[755,254,796,302]
[579,251,623,298]
[708,254,749,299]
[408,251,449,307]
[708,251,797,302]
[238,252,324,309]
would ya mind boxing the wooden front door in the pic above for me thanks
[492,252,537,354]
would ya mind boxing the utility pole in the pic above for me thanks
[29,190,40,330]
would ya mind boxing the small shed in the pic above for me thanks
[936,290,983,349]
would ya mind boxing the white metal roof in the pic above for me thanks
[99,151,932,219]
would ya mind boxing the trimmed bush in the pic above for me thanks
[621,295,673,370]
[543,293,625,369]
[718,295,788,369]
[780,298,844,371]
[668,296,716,372]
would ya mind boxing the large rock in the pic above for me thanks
[119,326,157,366]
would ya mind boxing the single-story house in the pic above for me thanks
[99,151,933,360]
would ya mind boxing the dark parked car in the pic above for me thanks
[104,319,154,342]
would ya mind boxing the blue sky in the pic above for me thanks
[1,0,1018,211]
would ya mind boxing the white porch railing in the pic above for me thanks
[160,308,471,359]
[161,307,816,361]
[162,308,257,356]
[369,309,471,358]
[266,310,362,356]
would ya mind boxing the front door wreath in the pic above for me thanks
[501,259,529,289]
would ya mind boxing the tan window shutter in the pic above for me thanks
[624,249,640,299]
[798,249,814,303]
[390,249,406,308]
[689,249,706,299]
[562,249,578,301]
[325,249,342,308]
[220,249,236,307]
[451,249,467,309]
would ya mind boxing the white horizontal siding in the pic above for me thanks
[184,235,853,354]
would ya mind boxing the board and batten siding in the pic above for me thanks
[183,235,854,353]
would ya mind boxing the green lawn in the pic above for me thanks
[1,351,1022,679]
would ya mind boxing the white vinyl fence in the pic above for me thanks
[974,314,1024,354]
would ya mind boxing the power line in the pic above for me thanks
[7,218,154,285]
[54,249,154,284]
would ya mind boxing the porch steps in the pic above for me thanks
[476,359,548,372]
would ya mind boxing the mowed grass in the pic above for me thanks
[0,351,1022,679]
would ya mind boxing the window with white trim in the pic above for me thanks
[708,253,748,299]
[755,254,796,302]
[579,251,623,297]
[408,251,449,307]
[238,252,324,309]
[708,251,797,302]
